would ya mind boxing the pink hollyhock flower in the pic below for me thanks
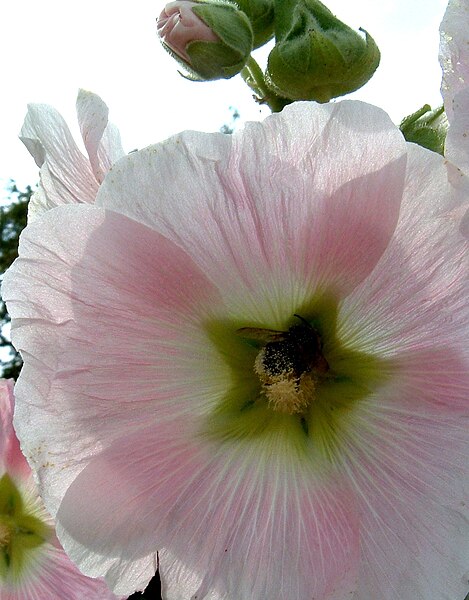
[0,378,121,599]
[3,101,469,599]
[20,89,125,221]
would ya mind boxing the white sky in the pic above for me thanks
[0,0,449,202]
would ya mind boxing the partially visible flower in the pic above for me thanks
[157,0,253,80]
[439,0,469,235]
[440,0,469,121]
[0,379,121,599]
[19,89,125,221]
[3,101,469,600]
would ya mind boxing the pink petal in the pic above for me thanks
[2,204,226,590]
[0,379,30,479]
[339,144,469,365]
[338,386,469,600]
[20,103,98,211]
[440,0,469,120]
[55,425,359,599]
[97,101,406,318]
[76,89,125,184]
[1,542,121,600]
[19,91,124,221]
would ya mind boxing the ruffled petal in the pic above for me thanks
[76,89,125,184]
[440,0,469,120]
[97,101,406,322]
[20,104,98,212]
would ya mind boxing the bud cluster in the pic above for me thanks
[157,0,380,108]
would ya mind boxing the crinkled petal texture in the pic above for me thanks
[440,0,469,121]
[97,100,406,320]
[19,89,124,221]
[0,379,121,599]
[3,101,469,600]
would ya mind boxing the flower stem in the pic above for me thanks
[240,56,291,113]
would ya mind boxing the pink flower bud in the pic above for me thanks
[157,1,219,63]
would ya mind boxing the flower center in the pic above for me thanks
[0,474,52,582]
[238,315,329,415]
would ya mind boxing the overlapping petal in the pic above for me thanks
[19,90,124,220]
[339,144,468,361]
[96,101,406,323]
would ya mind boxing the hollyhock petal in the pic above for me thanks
[339,390,469,600]
[334,143,469,597]
[339,143,468,362]
[0,380,30,480]
[19,91,124,220]
[97,101,406,319]
[76,89,125,184]
[439,1,469,237]
[20,103,98,208]
[3,203,224,500]
[440,0,469,120]
[158,549,223,600]
[2,204,231,590]
[55,425,359,599]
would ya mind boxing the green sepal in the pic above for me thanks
[400,104,448,156]
[266,0,380,102]
[186,2,253,80]
[235,0,275,48]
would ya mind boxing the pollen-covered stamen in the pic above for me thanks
[0,520,12,548]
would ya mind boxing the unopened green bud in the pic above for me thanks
[235,0,275,48]
[265,0,380,102]
[157,0,253,81]
[400,105,448,156]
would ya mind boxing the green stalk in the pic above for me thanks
[240,55,291,113]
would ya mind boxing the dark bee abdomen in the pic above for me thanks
[261,340,300,377]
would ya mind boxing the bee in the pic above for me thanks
[237,315,325,376]
[236,315,328,414]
